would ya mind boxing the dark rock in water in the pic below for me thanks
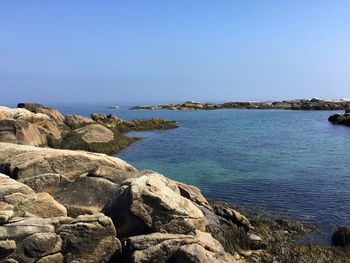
[328,113,350,126]
[346,109,350,114]
[332,225,350,248]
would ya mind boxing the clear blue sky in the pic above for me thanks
[1,1,349,104]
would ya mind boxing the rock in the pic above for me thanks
[103,173,206,237]
[58,213,120,263]
[53,176,118,217]
[175,181,211,209]
[16,192,67,218]
[0,202,14,224]
[0,240,16,259]
[332,225,350,248]
[74,124,114,143]
[0,142,136,180]
[18,173,72,194]
[87,166,154,184]
[22,233,62,258]
[0,211,119,263]
[210,201,253,230]
[132,99,350,111]
[64,114,95,129]
[328,113,350,126]
[0,106,62,147]
[0,174,67,219]
[17,103,65,123]
[36,253,63,263]
[123,230,235,263]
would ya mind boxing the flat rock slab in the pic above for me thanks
[74,124,114,143]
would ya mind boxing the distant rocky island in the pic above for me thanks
[131,98,350,111]
[0,103,349,262]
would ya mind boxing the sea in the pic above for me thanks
[54,103,350,244]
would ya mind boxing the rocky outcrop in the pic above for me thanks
[103,173,206,237]
[329,112,350,126]
[0,214,119,263]
[17,103,65,123]
[131,98,350,111]
[123,230,236,263]
[0,173,119,263]
[64,114,94,129]
[74,124,114,143]
[0,106,62,146]
[0,174,67,219]
[0,142,137,217]
[0,104,178,155]
[0,142,135,181]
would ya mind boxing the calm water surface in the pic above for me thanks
[56,104,350,244]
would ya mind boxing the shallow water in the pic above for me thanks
[56,104,350,244]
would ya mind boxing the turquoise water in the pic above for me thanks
[57,104,350,243]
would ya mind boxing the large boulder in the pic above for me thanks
[0,173,119,262]
[0,106,62,146]
[0,214,119,263]
[0,142,136,181]
[17,103,65,123]
[103,173,206,237]
[332,225,350,248]
[0,174,67,219]
[53,176,119,217]
[74,124,114,143]
[57,213,120,263]
[123,230,236,263]
[64,114,95,129]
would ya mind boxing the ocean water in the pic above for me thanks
[56,104,350,244]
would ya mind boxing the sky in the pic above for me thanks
[0,1,350,104]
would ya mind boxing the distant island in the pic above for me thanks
[130,98,350,111]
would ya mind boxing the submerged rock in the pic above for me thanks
[329,113,350,126]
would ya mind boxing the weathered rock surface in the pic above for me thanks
[17,103,65,123]
[0,142,135,181]
[0,173,119,262]
[64,114,95,129]
[74,124,114,143]
[103,173,206,237]
[123,230,236,263]
[0,214,119,263]
[0,106,62,146]
[53,176,119,217]
[0,174,67,219]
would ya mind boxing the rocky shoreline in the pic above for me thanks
[0,103,349,262]
[130,98,350,111]
[0,103,177,155]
